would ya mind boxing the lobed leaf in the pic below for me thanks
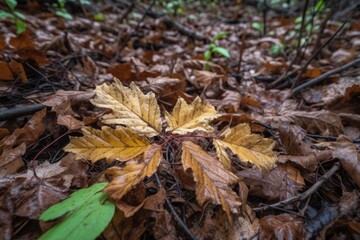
[64,126,149,163]
[165,96,220,134]
[214,124,277,170]
[181,141,241,221]
[105,144,162,200]
[91,78,162,137]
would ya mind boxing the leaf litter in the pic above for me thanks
[0,1,359,239]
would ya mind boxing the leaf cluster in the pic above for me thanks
[0,0,26,34]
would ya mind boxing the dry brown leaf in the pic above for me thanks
[216,90,242,113]
[165,96,220,134]
[269,110,344,135]
[278,150,332,171]
[91,78,162,137]
[278,124,312,156]
[181,141,241,221]
[105,144,162,200]
[64,126,149,162]
[325,135,360,187]
[182,60,226,74]
[214,124,277,170]
[57,115,84,130]
[0,143,26,176]
[259,214,303,240]
[193,70,223,88]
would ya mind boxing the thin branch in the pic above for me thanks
[154,173,197,240]
[292,57,360,94]
[253,162,340,212]
[0,104,45,122]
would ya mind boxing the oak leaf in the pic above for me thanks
[181,141,241,221]
[64,126,149,162]
[165,96,220,134]
[213,124,277,170]
[105,144,162,199]
[91,78,162,137]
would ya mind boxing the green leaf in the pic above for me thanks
[315,0,325,12]
[204,50,212,61]
[14,11,26,20]
[212,31,229,42]
[94,13,105,21]
[5,0,17,11]
[39,182,114,240]
[0,10,14,19]
[270,44,284,56]
[15,19,26,34]
[212,47,230,58]
[251,22,263,34]
[56,10,73,20]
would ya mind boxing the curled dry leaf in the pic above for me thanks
[325,135,360,187]
[193,70,224,88]
[57,115,84,130]
[278,124,312,156]
[214,124,277,170]
[181,141,241,221]
[165,96,220,134]
[91,78,162,137]
[64,126,149,162]
[0,143,26,176]
[105,144,162,200]
[268,110,344,136]
[238,164,304,201]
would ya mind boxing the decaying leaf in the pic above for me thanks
[64,126,149,162]
[165,96,220,134]
[214,124,277,170]
[181,141,241,221]
[105,144,162,200]
[91,78,162,137]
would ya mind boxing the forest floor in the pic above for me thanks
[0,1,359,239]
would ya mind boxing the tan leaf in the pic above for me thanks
[326,135,360,187]
[105,144,162,199]
[57,115,84,130]
[91,78,162,137]
[214,124,277,170]
[64,126,149,162]
[268,110,343,135]
[181,141,241,221]
[193,70,223,88]
[0,143,26,176]
[165,96,220,134]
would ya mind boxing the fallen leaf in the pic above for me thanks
[57,115,84,130]
[91,79,162,137]
[214,123,277,170]
[0,143,26,176]
[64,126,149,162]
[165,96,220,134]
[278,124,312,155]
[181,141,241,221]
[105,144,162,199]
[259,214,303,240]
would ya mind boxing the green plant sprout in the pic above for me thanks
[204,32,231,70]
[53,0,73,20]
[39,182,115,240]
[0,0,26,34]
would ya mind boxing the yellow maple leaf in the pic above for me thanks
[165,96,220,134]
[91,78,162,137]
[64,126,149,162]
[105,144,162,199]
[213,124,277,170]
[181,141,241,221]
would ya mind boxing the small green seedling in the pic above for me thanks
[53,0,73,20]
[270,43,285,56]
[0,0,26,34]
[39,182,115,240]
[251,22,264,35]
[204,32,231,70]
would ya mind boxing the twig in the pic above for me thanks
[154,173,197,240]
[290,21,348,90]
[0,104,45,122]
[292,57,360,94]
[253,162,341,212]
[306,133,360,143]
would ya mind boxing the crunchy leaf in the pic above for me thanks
[165,96,220,134]
[105,144,162,200]
[214,124,277,170]
[260,214,303,240]
[91,78,162,137]
[193,70,223,88]
[64,126,149,163]
[57,115,84,130]
[0,143,26,176]
[181,141,241,221]
[326,135,360,187]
